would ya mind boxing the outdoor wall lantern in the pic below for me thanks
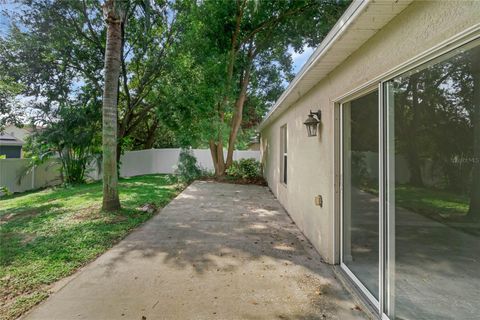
[303,110,321,137]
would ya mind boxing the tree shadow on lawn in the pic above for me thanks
[0,184,100,215]
[0,174,180,319]
[0,174,177,217]
[0,174,178,271]
[0,200,160,319]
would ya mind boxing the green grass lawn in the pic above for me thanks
[0,174,180,320]
[362,183,469,219]
[394,185,469,219]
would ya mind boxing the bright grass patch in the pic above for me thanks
[0,174,180,320]
[361,183,469,220]
[394,185,469,219]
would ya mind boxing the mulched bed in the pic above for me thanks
[200,176,267,186]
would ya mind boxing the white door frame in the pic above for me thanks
[335,27,480,320]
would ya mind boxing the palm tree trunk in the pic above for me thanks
[101,0,122,211]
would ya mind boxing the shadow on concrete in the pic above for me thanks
[23,181,365,320]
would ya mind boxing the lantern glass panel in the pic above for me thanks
[306,123,317,136]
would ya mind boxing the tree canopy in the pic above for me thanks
[0,0,349,174]
[166,0,349,175]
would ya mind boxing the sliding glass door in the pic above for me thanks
[385,41,480,320]
[341,39,480,319]
[342,89,380,306]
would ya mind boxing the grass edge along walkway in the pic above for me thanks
[0,174,181,320]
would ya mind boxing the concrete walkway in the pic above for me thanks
[22,181,366,320]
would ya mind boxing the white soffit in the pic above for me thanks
[258,0,412,130]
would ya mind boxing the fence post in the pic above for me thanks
[31,165,35,189]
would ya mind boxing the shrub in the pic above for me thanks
[226,158,261,180]
[23,104,102,185]
[175,148,202,184]
[0,185,11,197]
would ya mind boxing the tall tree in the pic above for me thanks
[101,0,123,211]
[175,0,349,176]
[0,0,180,158]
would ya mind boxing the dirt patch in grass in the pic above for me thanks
[0,209,43,224]
[1,290,49,320]
[1,231,37,244]
[72,204,102,221]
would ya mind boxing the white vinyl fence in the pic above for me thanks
[119,148,260,177]
[0,148,260,194]
[0,159,63,194]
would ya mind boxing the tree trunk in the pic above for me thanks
[216,140,225,175]
[225,91,247,168]
[209,140,225,177]
[407,75,424,187]
[144,119,159,149]
[226,52,253,168]
[209,140,220,174]
[101,0,122,211]
[208,1,245,177]
[468,47,480,219]
[209,103,226,177]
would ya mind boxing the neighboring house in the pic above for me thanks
[0,133,24,158]
[4,124,36,143]
[2,124,40,158]
[259,1,479,320]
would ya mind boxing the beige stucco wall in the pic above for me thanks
[260,1,480,263]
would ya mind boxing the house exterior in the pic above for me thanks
[0,133,24,158]
[259,1,480,319]
[4,124,35,143]
[1,124,38,158]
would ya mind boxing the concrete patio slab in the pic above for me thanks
[22,181,366,320]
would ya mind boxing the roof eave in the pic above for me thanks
[258,0,412,131]
[258,0,369,131]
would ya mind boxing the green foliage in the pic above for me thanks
[166,0,350,158]
[0,185,11,197]
[0,174,180,319]
[24,103,101,184]
[0,75,23,131]
[388,45,480,216]
[0,0,350,175]
[351,152,370,187]
[226,158,261,180]
[175,148,202,184]
[0,0,183,153]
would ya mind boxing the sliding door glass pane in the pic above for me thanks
[343,90,379,301]
[387,42,480,319]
